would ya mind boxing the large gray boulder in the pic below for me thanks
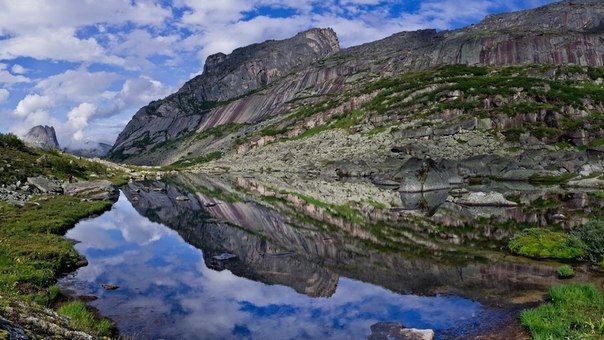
[27,176,63,194]
[62,180,119,201]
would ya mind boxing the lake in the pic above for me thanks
[59,175,601,339]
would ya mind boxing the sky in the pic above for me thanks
[0,0,557,149]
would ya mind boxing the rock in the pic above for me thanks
[101,284,119,290]
[566,177,604,189]
[62,180,119,201]
[27,176,63,194]
[212,253,237,261]
[450,191,518,207]
[369,322,435,340]
[22,125,60,149]
[396,158,451,193]
[175,195,190,201]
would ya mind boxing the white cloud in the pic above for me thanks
[35,69,120,103]
[0,89,9,103]
[66,102,97,138]
[14,94,53,117]
[11,64,27,74]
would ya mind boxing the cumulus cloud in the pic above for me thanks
[0,89,9,103]
[14,94,54,117]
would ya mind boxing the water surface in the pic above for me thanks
[60,191,505,339]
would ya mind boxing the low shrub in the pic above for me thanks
[571,219,604,265]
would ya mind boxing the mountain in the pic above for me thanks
[108,0,604,169]
[66,141,113,158]
[22,125,60,149]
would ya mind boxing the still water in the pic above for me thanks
[59,185,508,339]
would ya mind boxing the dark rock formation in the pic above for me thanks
[22,125,59,149]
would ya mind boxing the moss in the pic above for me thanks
[508,228,585,260]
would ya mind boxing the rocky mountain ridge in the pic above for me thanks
[108,0,604,166]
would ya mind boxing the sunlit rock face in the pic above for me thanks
[108,0,604,165]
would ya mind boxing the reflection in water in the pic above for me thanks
[61,193,502,339]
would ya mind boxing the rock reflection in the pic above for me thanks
[123,174,601,305]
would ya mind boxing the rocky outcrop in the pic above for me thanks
[368,322,434,340]
[22,125,59,149]
[108,28,340,164]
[62,180,119,201]
[108,0,604,166]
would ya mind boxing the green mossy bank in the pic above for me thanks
[0,133,128,338]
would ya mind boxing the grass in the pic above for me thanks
[521,284,604,339]
[556,265,575,279]
[507,228,585,260]
[58,301,113,336]
[0,134,127,335]
[0,196,112,297]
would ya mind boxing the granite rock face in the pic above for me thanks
[109,28,340,164]
[23,125,59,149]
[108,0,604,165]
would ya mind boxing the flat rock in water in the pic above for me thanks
[450,191,518,207]
[369,322,435,340]
[212,253,237,261]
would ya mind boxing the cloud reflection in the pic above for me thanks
[61,193,497,339]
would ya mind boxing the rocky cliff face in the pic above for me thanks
[23,125,59,149]
[108,0,604,165]
[108,28,339,163]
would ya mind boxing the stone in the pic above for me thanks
[451,191,518,207]
[27,176,63,194]
[62,180,119,201]
[396,158,451,193]
[369,322,435,340]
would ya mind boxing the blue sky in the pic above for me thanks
[0,0,556,148]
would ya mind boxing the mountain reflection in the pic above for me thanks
[59,174,602,339]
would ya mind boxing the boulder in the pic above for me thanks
[62,180,119,201]
[369,322,435,340]
[27,176,63,194]
[449,191,518,207]
[396,158,451,193]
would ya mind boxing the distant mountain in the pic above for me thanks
[107,0,604,166]
[66,141,113,158]
[23,125,60,149]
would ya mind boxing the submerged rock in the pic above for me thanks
[396,158,451,193]
[368,322,435,340]
[449,191,518,207]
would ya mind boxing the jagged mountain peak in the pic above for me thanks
[23,125,59,149]
[180,27,340,103]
